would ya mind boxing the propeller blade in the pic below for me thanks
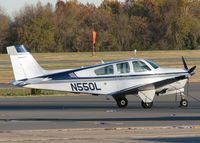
[188,66,196,75]
[182,56,188,70]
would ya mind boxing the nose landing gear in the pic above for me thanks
[179,93,188,107]
[180,99,188,107]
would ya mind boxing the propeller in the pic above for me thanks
[182,57,200,103]
[181,56,196,102]
[182,56,188,70]
[188,66,196,75]
[182,56,196,75]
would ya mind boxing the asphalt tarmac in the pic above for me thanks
[0,83,199,131]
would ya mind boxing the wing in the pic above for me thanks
[111,74,188,102]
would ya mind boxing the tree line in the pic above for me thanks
[0,0,200,53]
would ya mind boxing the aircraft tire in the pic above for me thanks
[180,99,188,107]
[141,101,153,109]
[116,97,128,108]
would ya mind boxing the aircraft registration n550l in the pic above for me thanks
[7,45,196,108]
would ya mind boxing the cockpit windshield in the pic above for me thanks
[146,60,159,69]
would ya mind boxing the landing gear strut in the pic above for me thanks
[141,101,153,109]
[115,97,128,108]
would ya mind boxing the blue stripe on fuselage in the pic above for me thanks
[16,71,188,87]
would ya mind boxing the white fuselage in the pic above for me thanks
[23,63,188,97]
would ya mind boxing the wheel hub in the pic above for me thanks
[121,100,126,105]
[115,97,128,108]
[182,101,187,106]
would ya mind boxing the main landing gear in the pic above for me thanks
[141,101,153,109]
[114,96,154,109]
[115,97,128,108]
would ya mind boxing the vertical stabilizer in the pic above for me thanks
[7,45,45,81]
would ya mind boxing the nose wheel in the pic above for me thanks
[115,97,128,108]
[180,99,188,107]
[179,93,188,107]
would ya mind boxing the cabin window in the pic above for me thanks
[95,65,114,75]
[116,62,130,74]
[146,60,159,69]
[132,61,151,72]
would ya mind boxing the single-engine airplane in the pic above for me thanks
[7,45,196,108]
